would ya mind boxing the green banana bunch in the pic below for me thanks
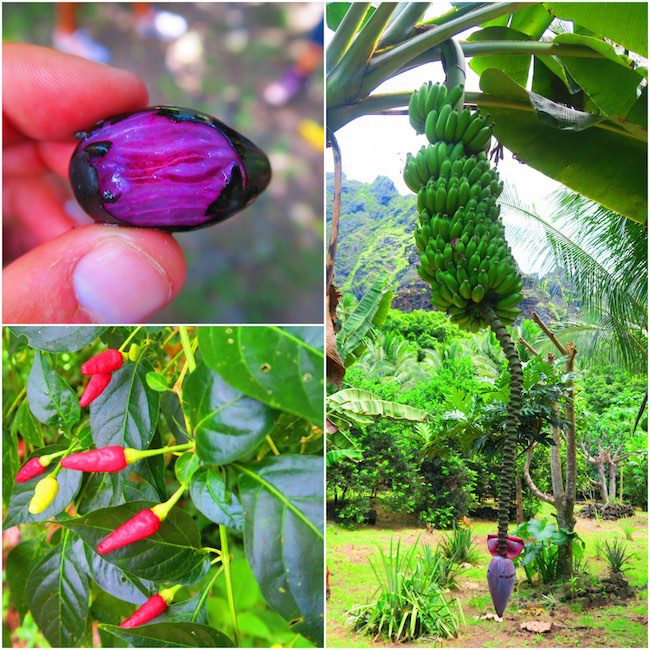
[406,82,522,332]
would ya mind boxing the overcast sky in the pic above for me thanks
[325,4,564,274]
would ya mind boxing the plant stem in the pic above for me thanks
[328,3,398,105]
[118,327,142,353]
[326,2,371,75]
[179,327,196,373]
[162,326,179,347]
[163,347,186,374]
[266,435,280,456]
[191,566,224,623]
[481,307,523,556]
[127,442,193,461]
[326,129,343,290]
[362,2,531,95]
[440,38,466,105]
[4,386,26,421]
[219,525,240,646]
[380,2,428,47]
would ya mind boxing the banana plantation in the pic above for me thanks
[325,2,647,647]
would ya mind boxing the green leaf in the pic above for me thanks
[198,326,324,425]
[190,467,243,531]
[4,447,82,527]
[75,471,159,515]
[12,400,43,447]
[64,501,210,584]
[90,358,160,449]
[10,326,105,352]
[6,540,43,618]
[545,2,648,57]
[468,27,533,87]
[3,424,19,507]
[327,388,431,431]
[184,363,279,466]
[100,622,233,647]
[160,391,188,443]
[478,69,647,223]
[337,273,393,367]
[237,455,323,644]
[509,4,553,39]
[26,536,89,647]
[147,371,170,392]
[175,451,201,484]
[79,542,153,605]
[27,351,80,433]
[553,33,644,117]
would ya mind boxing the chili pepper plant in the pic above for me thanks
[2,325,325,648]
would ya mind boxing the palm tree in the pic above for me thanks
[501,184,647,372]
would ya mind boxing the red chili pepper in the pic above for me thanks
[61,446,127,472]
[16,457,47,483]
[97,509,160,555]
[97,485,186,555]
[81,349,124,375]
[119,586,181,628]
[15,451,63,482]
[79,373,112,408]
[120,594,167,628]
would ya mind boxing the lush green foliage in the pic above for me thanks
[514,517,585,584]
[347,539,464,642]
[3,326,324,648]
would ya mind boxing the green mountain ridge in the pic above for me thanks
[327,173,582,322]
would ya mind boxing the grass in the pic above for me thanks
[326,501,648,647]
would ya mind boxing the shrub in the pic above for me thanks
[514,517,585,584]
[598,539,634,574]
[439,525,479,565]
[348,539,464,642]
[416,455,475,529]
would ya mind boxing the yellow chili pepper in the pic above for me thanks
[28,476,59,514]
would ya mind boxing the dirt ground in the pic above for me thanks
[327,505,649,648]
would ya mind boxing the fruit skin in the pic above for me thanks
[16,457,47,483]
[62,446,128,472]
[120,594,167,628]
[81,349,123,375]
[97,509,161,555]
[79,373,112,408]
[69,106,271,231]
[28,476,59,514]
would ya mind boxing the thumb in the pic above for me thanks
[3,225,186,323]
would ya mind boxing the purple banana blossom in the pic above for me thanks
[487,555,516,617]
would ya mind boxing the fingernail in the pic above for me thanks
[73,239,171,323]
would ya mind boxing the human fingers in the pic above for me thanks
[3,43,148,141]
[3,225,186,323]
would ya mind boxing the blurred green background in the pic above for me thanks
[3,2,324,324]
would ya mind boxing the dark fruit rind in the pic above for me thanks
[69,106,271,232]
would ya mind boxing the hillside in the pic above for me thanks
[326,173,581,322]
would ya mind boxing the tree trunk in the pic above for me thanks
[609,462,617,502]
[597,459,609,503]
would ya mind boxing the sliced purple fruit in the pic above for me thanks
[69,106,271,231]
[487,555,516,617]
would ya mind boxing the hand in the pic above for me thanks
[3,43,186,323]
